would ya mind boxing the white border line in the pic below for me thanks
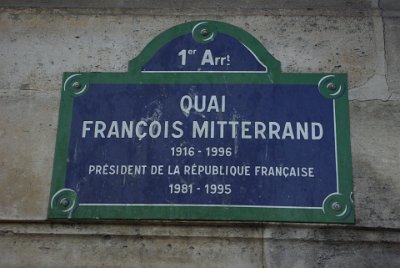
[241,42,268,72]
[141,70,267,74]
[80,203,323,209]
[77,88,340,211]
[333,100,339,193]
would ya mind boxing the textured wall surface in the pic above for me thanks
[0,0,399,267]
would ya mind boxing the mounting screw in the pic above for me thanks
[60,198,70,208]
[331,202,342,211]
[200,28,209,37]
[72,82,81,89]
[327,82,337,91]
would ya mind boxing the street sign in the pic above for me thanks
[48,21,354,223]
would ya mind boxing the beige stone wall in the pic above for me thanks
[1,1,399,267]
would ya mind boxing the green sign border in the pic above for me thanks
[48,20,354,223]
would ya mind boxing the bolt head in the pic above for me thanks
[72,82,81,89]
[200,28,209,37]
[327,82,337,91]
[60,198,70,208]
[331,202,342,211]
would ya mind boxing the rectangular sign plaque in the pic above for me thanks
[49,21,354,223]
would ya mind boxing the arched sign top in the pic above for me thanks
[128,21,281,76]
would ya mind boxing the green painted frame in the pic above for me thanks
[48,20,354,223]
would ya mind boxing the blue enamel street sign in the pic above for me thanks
[49,21,354,223]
